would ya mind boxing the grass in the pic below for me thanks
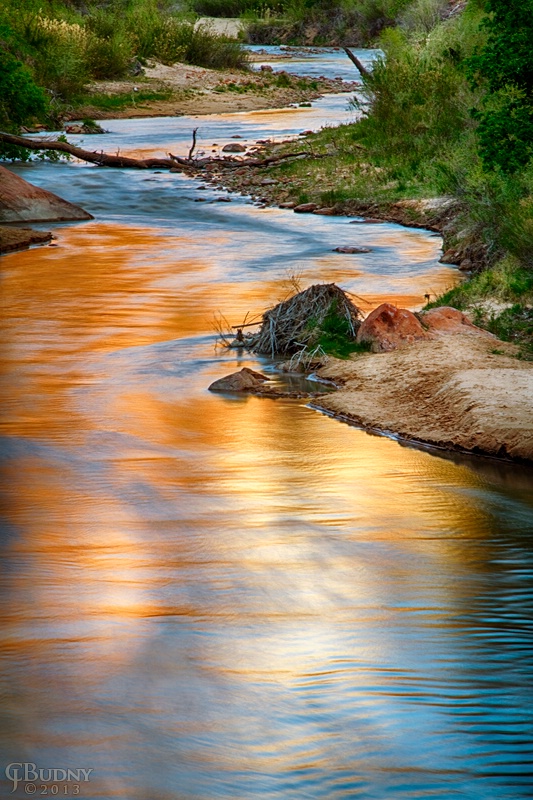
[73,88,175,112]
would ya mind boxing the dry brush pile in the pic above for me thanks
[252,283,362,359]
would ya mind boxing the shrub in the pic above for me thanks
[466,0,533,173]
[149,21,248,69]
[0,23,48,128]
[352,28,472,168]
[18,13,89,97]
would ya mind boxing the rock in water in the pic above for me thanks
[208,368,269,393]
[222,143,246,153]
[357,303,430,352]
[333,246,371,253]
[0,165,93,223]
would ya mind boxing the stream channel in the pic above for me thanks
[1,47,533,800]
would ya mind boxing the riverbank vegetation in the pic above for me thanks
[212,0,530,352]
[193,0,454,46]
[0,0,247,132]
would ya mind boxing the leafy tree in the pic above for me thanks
[467,0,533,173]
[0,42,48,129]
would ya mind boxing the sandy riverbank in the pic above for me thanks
[73,60,358,120]
[311,333,533,462]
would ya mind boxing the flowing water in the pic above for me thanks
[1,49,533,800]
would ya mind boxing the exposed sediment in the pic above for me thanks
[312,334,533,462]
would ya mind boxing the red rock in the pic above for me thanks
[0,165,92,223]
[313,207,337,215]
[419,306,493,336]
[208,368,269,393]
[357,303,430,352]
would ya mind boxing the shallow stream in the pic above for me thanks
[1,48,533,799]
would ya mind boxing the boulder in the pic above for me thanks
[439,248,461,265]
[293,202,318,213]
[222,143,246,153]
[357,303,430,352]
[419,306,493,337]
[208,368,269,393]
[0,165,93,223]
[313,207,337,215]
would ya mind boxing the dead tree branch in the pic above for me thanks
[187,127,198,162]
[0,131,181,170]
[343,48,371,78]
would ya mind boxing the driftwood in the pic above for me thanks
[1,131,323,172]
[0,131,179,169]
[168,150,320,170]
[343,48,371,78]
[254,283,362,357]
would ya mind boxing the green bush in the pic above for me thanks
[0,21,48,128]
[466,0,533,173]
[352,28,472,168]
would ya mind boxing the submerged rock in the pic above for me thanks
[333,245,371,253]
[208,368,269,393]
[0,165,93,224]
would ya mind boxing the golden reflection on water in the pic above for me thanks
[2,218,532,798]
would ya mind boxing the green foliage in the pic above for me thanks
[275,71,292,87]
[466,0,533,173]
[73,87,173,111]
[245,0,417,45]
[0,19,48,128]
[310,299,365,358]
[0,134,72,162]
[0,0,248,118]
[352,27,473,169]
[191,0,286,14]
[485,305,533,353]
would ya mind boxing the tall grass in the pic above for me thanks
[0,0,248,107]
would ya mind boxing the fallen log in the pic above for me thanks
[1,131,325,173]
[0,131,180,170]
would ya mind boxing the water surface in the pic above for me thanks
[1,48,533,800]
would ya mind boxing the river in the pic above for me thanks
[1,47,533,800]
